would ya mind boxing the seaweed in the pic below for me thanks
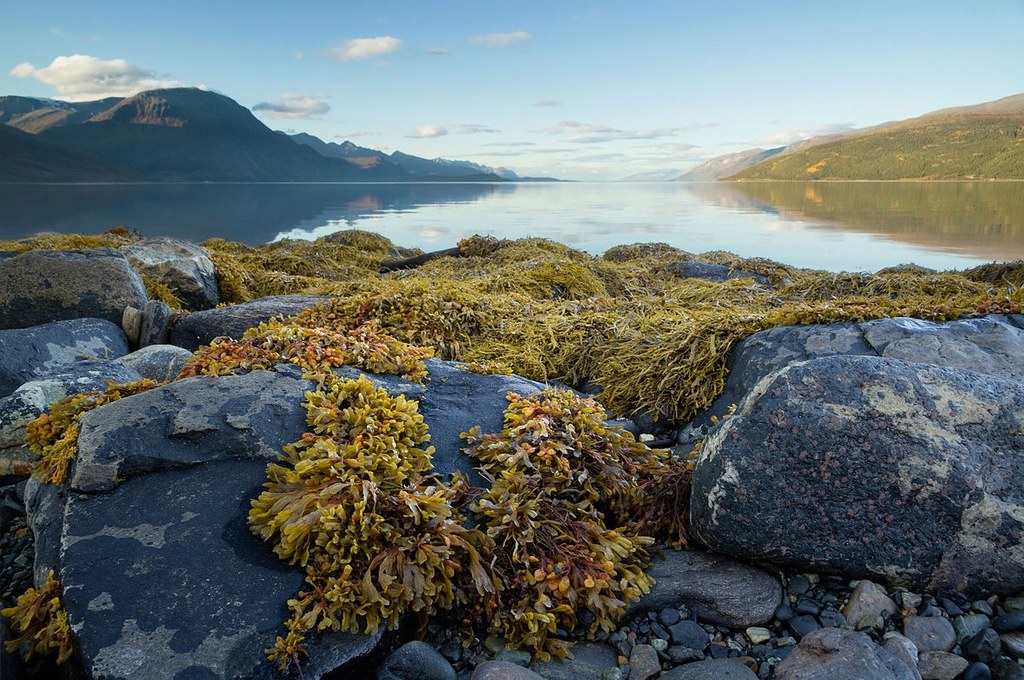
[1,571,74,664]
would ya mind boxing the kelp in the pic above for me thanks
[1,571,74,664]
[0,229,137,253]
[26,379,162,485]
[142,276,183,309]
[249,375,495,671]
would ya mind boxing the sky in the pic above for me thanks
[2,1,1023,181]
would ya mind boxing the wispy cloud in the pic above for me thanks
[454,123,500,134]
[483,141,536,147]
[252,93,329,119]
[425,47,451,56]
[9,54,187,101]
[533,100,561,108]
[757,122,856,146]
[408,124,448,138]
[328,36,403,63]
[336,130,382,139]
[536,120,682,143]
[472,31,531,48]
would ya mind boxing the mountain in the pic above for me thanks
[728,93,1024,180]
[676,148,784,181]
[1,89,516,182]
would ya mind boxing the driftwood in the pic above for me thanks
[379,247,464,272]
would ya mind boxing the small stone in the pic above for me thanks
[989,658,1024,680]
[603,669,625,680]
[964,628,1001,663]
[916,650,969,680]
[639,433,655,443]
[1005,598,1024,612]
[650,638,668,652]
[628,644,660,680]
[745,627,771,645]
[471,660,545,680]
[959,662,993,680]
[818,610,847,629]
[900,592,924,611]
[377,641,456,680]
[794,597,822,616]
[787,615,820,640]
[650,622,670,641]
[882,633,920,680]
[667,645,705,663]
[789,575,811,596]
[955,615,993,644]
[669,620,710,650]
[973,601,995,617]
[773,637,797,648]
[659,608,681,627]
[775,601,794,622]
[904,615,957,652]
[994,611,1024,633]
[842,579,898,629]
[708,643,732,659]
[856,613,886,632]
[1001,631,1024,658]
[122,306,143,345]
[919,602,944,618]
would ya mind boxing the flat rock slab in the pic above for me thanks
[169,295,329,350]
[690,354,1024,596]
[0,318,131,398]
[627,549,782,627]
[0,249,148,330]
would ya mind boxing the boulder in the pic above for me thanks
[0,318,131,398]
[659,658,759,679]
[169,295,329,350]
[690,354,1024,596]
[666,261,770,286]
[121,237,219,310]
[113,344,195,383]
[0,361,142,477]
[0,249,148,330]
[626,549,782,627]
[773,627,918,680]
[44,360,549,679]
[680,315,1024,445]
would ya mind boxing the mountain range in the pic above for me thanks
[0,88,527,183]
[678,93,1024,181]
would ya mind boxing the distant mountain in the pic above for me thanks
[728,93,1024,180]
[0,88,519,183]
[676,148,784,181]
[621,168,685,182]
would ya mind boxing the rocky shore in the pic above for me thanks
[1,231,1023,680]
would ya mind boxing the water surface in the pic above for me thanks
[1,181,1021,272]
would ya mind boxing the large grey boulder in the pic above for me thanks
[0,361,141,477]
[46,360,548,679]
[0,318,131,398]
[113,344,195,383]
[690,354,1024,596]
[0,249,148,330]
[169,295,329,350]
[680,315,1024,444]
[121,238,219,310]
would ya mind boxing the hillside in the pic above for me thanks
[730,94,1024,180]
[0,123,133,182]
[676,148,784,181]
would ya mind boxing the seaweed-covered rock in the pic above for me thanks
[773,627,918,680]
[0,318,131,398]
[681,314,1024,444]
[666,260,770,286]
[121,238,219,310]
[0,249,148,330]
[169,294,329,350]
[0,361,141,477]
[690,354,1024,596]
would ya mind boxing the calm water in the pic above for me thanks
[1,181,1022,272]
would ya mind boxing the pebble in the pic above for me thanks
[989,658,1024,680]
[745,627,771,645]
[995,611,1024,634]
[964,628,1002,664]
[1001,631,1024,659]
[960,662,993,680]
[669,620,710,650]
[918,650,970,680]
[628,644,661,680]
[787,615,821,640]
[658,607,681,627]
[956,615,995,644]
[904,615,957,652]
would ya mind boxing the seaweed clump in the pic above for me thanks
[26,379,162,485]
[248,375,495,672]
[464,388,676,659]
[1,571,73,664]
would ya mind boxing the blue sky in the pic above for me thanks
[3,1,1023,180]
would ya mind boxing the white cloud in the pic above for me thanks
[336,130,382,139]
[454,123,500,134]
[328,36,403,62]
[757,122,856,146]
[536,120,682,143]
[408,125,448,138]
[295,51,304,61]
[252,93,329,119]
[472,31,531,48]
[425,47,451,56]
[533,100,561,107]
[9,54,186,101]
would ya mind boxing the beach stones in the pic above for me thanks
[690,354,1024,596]
[0,249,148,330]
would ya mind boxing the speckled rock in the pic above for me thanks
[121,238,219,311]
[169,294,329,350]
[658,658,759,679]
[773,627,918,680]
[917,650,970,680]
[680,314,1024,445]
[0,318,131,397]
[0,249,148,330]
[903,615,957,652]
[690,354,1024,596]
[113,344,194,382]
[626,548,782,627]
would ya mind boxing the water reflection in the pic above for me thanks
[0,182,510,245]
[689,181,1024,262]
